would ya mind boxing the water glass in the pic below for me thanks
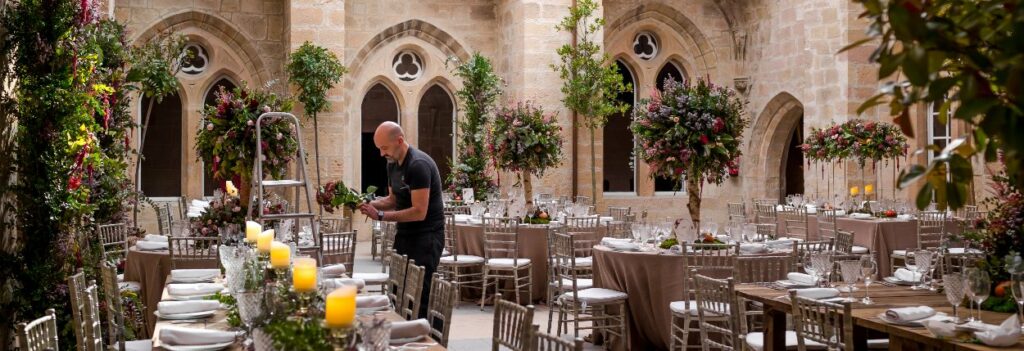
[1011,273,1024,332]
[839,260,862,302]
[860,255,877,304]
[359,317,392,351]
[965,268,991,322]
[810,252,833,287]
[944,273,966,323]
[911,250,933,290]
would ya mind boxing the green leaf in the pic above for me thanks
[903,45,928,85]
[916,183,934,210]
[899,164,927,189]
[856,94,888,115]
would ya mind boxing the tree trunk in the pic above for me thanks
[522,170,533,206]
[133,96,156,229]
[685,175,701,240]
[590,128,597,201]
[313,114,322,216]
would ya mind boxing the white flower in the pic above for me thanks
[206,123,214,131]
[276,133,283,140]
[262,105,272,113]
[247,120,255,126]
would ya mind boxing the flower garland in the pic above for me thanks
[196,85,297,184]
[801,119,908,164]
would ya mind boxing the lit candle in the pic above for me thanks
[325,286,357,328]
[225,180,239,197]
[257,229,274,253]
[850,186,860,196]
[245,221,261,243]
[292,258,317,293]
[865,184,874,195]
[270,241,291,269]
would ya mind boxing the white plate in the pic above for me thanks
[876,312,947,327]
[166,293,218,301]
[154,310,216,320]
[169,277,217,284]
[161,341,234,351]
[776,280,815,288]
[390,334,427,345]
[883,277,917,286]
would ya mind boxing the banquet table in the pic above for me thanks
[776,216,935,274]
[454,222,605,303]
[124,246,218,334]
[735,283,1023,351]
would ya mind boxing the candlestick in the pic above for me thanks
[257,229,274,253]
[269,241,290,269]
[245,221,261,243]
[326,286,357,328]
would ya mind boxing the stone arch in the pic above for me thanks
[605,2,722,76]
[612,54,642,89]
[200,69,242,99]
[131,10,270,86]
[748,92,805,200]
[347,19,472,79]
[359,76,407,119]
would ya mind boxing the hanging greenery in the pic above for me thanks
[447,53,501,201]
[632,77,747,233]
[488,102,564,203]
[286,42,347,191]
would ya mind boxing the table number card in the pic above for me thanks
[462,188,475,203]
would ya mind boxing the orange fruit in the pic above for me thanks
[995,280,1011,297]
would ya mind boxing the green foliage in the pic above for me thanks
[801,120,908,165]
[287,41,346,120]
[126,31,185,102]
[446,53,500,200]
[264,317,333,351]
[846,0,1024,210]
[316,180,377,213]
[209,292,241,328]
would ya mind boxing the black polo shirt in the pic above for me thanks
[387,146,445,237]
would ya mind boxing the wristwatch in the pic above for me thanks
[377,210,385,221]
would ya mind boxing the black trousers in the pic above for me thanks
[393,230,442,319]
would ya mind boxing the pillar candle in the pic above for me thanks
[245,221,261,243]
[269,241,290,269]
[292,258,317,293]
[325,286,357,328]
[257,229,274,253]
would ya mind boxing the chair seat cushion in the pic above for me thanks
[440,255,485,264]
[441,248,450,256]
[947,247,983,255]
[851,245,869,254]
[574,256,593,267]
[486,258,531,268]
[745,331,826,351]
[125,340,152,351]
[891,250,909,257]
[351,272,389,284]
[550,278,593,290]
[119,281,141,292]
[669,300,730,316]
[560,288,627,304]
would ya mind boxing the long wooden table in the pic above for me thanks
[735,283,1023,351]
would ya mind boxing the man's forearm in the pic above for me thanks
[382,207,426,222]
[371,196,396,211]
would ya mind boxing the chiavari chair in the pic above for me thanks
[438,214,484,308]
[16,308,59,351]
[492,294,534,351]
[480,217,532,308]
[168,237,220,269]
[321,230,357,272]
[400,260,426,320]
[426,273,457,346]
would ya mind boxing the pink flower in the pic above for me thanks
[700,135,709,144]
[276,132,283,140]
[247,120,255,126]
[206,123,214,131]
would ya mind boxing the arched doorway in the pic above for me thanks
[361,83,400,197]
[781,116,805,198]
[140,92,183,197]
[604,61,636,192]
[417,85,454,181]
[654,61,686,192]
[748,93,805,201]
[203,78,238,196]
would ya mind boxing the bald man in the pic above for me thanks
[359,121,444,318]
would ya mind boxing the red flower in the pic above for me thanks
[68,175,81,190]
[728,167,739,177]
[700,135,710,144]
[712,118,725,133]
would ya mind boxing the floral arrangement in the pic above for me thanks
[801,119,908,164]
[631,77,747,230]
[195,85,297,188]
[190,192,246,243]
[316,180,378,213]
[488,101,564,202]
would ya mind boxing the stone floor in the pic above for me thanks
[349,240,603,351]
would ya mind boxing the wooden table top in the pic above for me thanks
[735,283,1023,350]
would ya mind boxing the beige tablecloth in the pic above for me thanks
[124,247,218,334]
[592,246,684,351]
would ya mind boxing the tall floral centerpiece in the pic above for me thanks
[196,85,297,206]
[801,119,908,203]
[632,77,747,234]
[488,102,564,204]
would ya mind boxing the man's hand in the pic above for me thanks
[358,203,380,220]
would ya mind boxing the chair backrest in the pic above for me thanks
[168,237,220,269]
[445,205,471,215]
[727,203,746,223]
[816,209,840,240]
[492,294,535,351]
[321,230,357,270]
[549,229,591,296]
[833,230,855,254]
[155,203,174,235]
[917,211,947,249]
[794,239,834,268]
[574,195,592,206]
[385,251,409,309]
[319,217,351,234]
[427,273,457,346]
[754,223,776,241]
[680,244,736,300]
[178,196,189,220]
[17,308,58,351]
[82,283,104,351]
[564,216,599,231]
[604,220,631,240]
[99,263,125,350]
[531,325,583,351]
[789,290,853,350]
[444,214,456,256]
[779,207,810,240]
[607,207,631,222]
[734,255,796,283]
[96,223,129,264]
[482,217,520,261]
[753,202,777,224]
[68,270,87,350]
[380,221,398,254]
[693,273,739,350]
[401,260,426,320]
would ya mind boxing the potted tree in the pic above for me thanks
[447,53,501,201]
[286,42,347,194]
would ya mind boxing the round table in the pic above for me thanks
[123,247,172,335]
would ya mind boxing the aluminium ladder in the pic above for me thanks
[248,112,321,262]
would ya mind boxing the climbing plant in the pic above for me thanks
[447,53,500,201]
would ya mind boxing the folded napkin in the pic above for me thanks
[454,214,471,223]
[323,278,365,291]
[191,199,210,208]
[143,234,168,242]
[739,243,767,254]
[600,237,631,245]
[923,319,958,338]
[157,300,219,315]
[894,268,922,282]
[974,315,1021,347]
[390,319,430,341]
[320,264,347,278]
[794,288,839,299]
[136,240,168,251]
[897,214,914,220]
[170,269,219,282]
[885,306,936,322]
[599,216,614,223]
[766,239,797,249]
[159,326,236,346]
[356,295,390,309]
[787,272,817,286]
[167,283,224,297]
[849,213,873,219]
[604,241,639,251]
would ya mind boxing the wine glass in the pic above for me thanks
[235,291,264,346]
[965,268,991,322]
[944,273,966,323]
[911,250,933,290]
[802,250,818,282]
[860,255,877,304]
[811,252,833,288]
[1010,273,1024,333]
[839,260,862,302]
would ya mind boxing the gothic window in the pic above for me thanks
[393,51,424,82]
[180,43,209,75]
[633,32,658,60]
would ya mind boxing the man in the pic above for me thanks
[359,121,444,319]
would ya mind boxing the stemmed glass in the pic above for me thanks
[802,251,818,283]
[965,268,991,322]
[838,260,862,302]
[944,273,966,323]
[860,255,877,304]
[811,252,833,287]
[235,291,264,347]
[911,250,933,290]
[1010,273,1024,332]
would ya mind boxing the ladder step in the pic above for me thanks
[261,180,305,188]
[261,212,315,220]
